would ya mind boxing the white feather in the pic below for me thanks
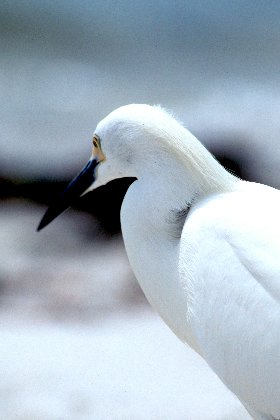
[92,104,280,420]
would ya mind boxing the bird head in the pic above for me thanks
[37,104,168,231]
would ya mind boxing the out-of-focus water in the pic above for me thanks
[2,0,280,185]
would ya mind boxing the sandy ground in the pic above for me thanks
[0,202,251,419]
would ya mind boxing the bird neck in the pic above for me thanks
[121,138,237,350]
[120,167,202,349]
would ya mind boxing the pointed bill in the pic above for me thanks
[37,158,99,231]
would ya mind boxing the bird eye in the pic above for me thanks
[92,134,105,161]
[92,135,100,148]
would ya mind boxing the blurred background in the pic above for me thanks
[1,0,280,418]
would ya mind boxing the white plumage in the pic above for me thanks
[39,104,280,420]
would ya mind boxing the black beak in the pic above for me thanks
[37,158,99,231]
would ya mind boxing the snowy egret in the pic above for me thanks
[38,104,280,420]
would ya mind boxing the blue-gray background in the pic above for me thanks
[0,1,279,418]
[3,0,280,182]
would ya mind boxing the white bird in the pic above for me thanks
[38,104,280,420]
